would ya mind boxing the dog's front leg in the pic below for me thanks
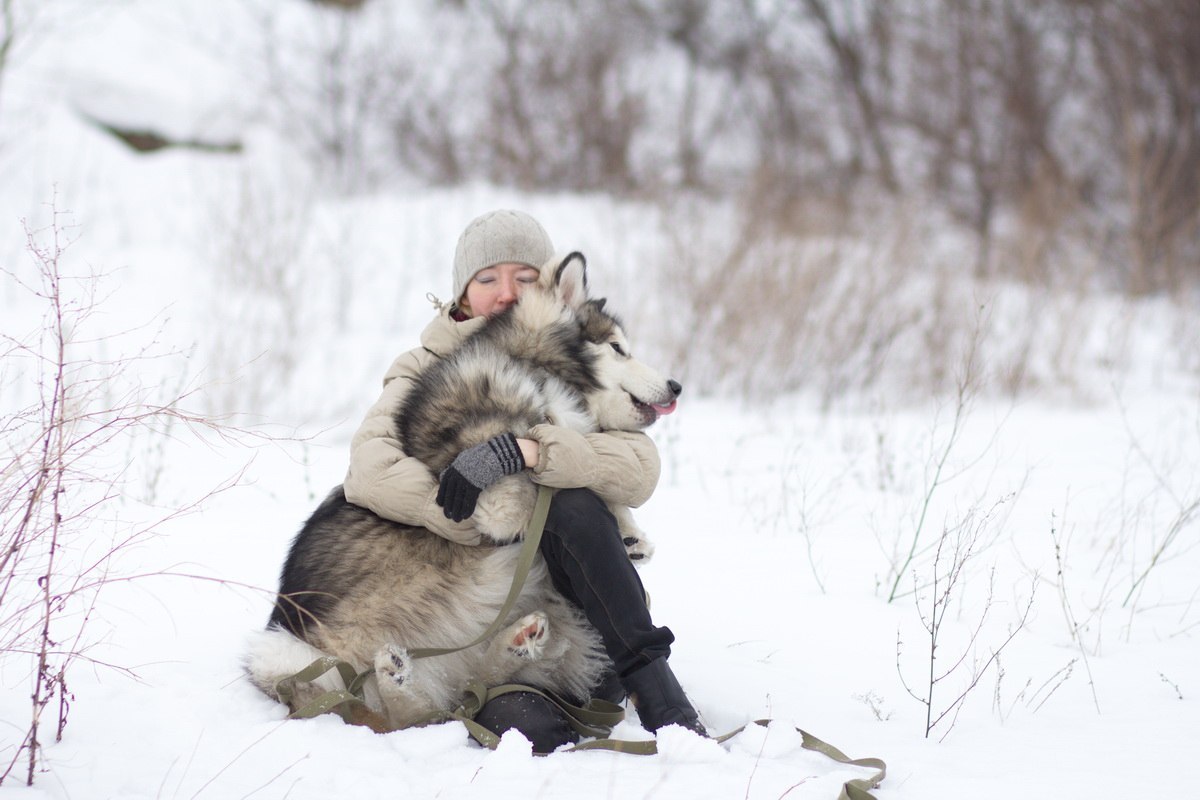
[471,474,537,543]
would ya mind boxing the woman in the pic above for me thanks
[342,209,703,752]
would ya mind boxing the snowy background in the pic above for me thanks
[1,2,1198,799]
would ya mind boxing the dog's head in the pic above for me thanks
[530,252,682,431]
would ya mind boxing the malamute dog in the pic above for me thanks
[245,253,681,730]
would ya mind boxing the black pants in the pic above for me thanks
[474,487,675,750]
[539,487,674,676]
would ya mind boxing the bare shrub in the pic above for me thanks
[1110,398,1200,629]
[0,202,251,785]
[896,507,1036,741]
[1046,508,1101,713]
[879,321,1027,609]
[1159,673,1184,700]
[882,354,982,605]
[994,657,1078,722]
[1051,393,1200,650]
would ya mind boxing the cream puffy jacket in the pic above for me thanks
[343,304,662,545]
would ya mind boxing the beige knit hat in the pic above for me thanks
[452,209,554,303]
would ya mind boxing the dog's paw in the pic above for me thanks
[622,531,655,565]
[506,611,549,660]
[612,505,654,566]
[473,476,537,543]
[374,644,412,687]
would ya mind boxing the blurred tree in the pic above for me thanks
[1082,0,1200,293]
[801,0,899,193]
[0,0,17,127]
[894,0,1084,275]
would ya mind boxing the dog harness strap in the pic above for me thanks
[279,656,391,733]
[409,483,557,660]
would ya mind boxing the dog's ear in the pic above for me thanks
[553,252,588,311]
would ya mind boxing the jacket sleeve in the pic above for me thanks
[343,351,485,546]
[526,424,661,508]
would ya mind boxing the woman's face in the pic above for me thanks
[461,262,540,318]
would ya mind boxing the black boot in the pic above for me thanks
[591,668,626,705]
[622,658,706,736]
[473,691,579,754]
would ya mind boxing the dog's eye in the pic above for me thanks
[610,342,627,357]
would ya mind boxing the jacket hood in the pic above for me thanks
[421,302,486,356]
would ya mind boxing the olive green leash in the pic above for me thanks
[274,483,887,798]
[408,483,557,660]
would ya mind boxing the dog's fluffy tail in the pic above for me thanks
[244,626,348,705]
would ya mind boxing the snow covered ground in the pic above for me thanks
[2,3,1197,799]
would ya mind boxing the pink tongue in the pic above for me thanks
[651,400,678,416]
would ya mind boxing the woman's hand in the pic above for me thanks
[515,437,540,469]
[437,433,526,521]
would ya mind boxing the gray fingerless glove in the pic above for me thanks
[437,433,526,521]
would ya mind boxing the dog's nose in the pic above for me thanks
[668,379,682,397]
